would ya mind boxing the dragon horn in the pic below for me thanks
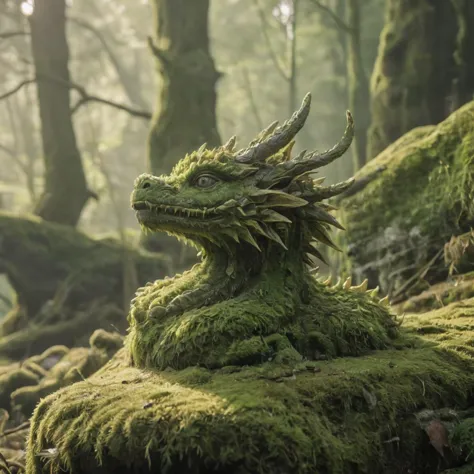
[277,111,354,178]
[235,93,312,163]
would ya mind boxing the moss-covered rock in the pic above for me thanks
[394,272,474,314]
[0,212,169,358]
[24,300,474,474]
[0,330,123,418]
[337,101,474,300]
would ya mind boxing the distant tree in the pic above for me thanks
[368,0,474,159]
[147,0,221,175]
[29,0,92,226]
[309,0,370,171]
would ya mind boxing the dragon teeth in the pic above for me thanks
[343,276,352,290]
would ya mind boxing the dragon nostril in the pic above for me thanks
[142,182,151,189]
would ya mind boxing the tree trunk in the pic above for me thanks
[346,0,370,171]
[367,0,474,159]
[147,0,221,175]
[288,0,299,116]
[29,0,90,226]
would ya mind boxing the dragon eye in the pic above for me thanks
[195,175,218,188]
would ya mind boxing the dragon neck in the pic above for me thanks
[194,219,308,286]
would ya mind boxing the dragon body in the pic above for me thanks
[127,94,397,370]
[25,96,474,474]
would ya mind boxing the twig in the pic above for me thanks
[0,31,30,40]
[0,421,30,438]
[0,75,152,120]
[308,0,354,33]
[250,0,289,80]
[68,16,148,109]
[391,248,444,302]
[0,79,35,101]
[71,94,152,119]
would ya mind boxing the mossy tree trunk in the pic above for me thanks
[346,0,370,171]
[368,0,474,159]
[147,0,221,175]
[29,0,90,227]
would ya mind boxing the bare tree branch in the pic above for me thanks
[0,31,30,39]
[68,15,149,109]
[0,142,27,174]
[71,94,152,119]
[0,78,35,101]
[0,75,152,120]
[250,0,289,81]
[308,0,354,33]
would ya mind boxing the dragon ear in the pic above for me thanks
[235,93,312,164]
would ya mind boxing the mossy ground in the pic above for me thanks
[24,297,474,474]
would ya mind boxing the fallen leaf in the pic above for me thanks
[425,419,449,457]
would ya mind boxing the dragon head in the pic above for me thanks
[131,93,354,263]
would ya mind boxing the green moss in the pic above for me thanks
[338,101,474,296]
[26,318,474,474]
[0,331,123,418]
[0,212,169,359]
[451,417,474,463]
[126,274,398,371]
[346,102,474,242]
[396,274,474,314]
[0,367,39,409]
[368,0,460,158]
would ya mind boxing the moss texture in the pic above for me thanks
[25,299,474,474]
[23,96,474,473]
[127,274,398,371]
[367,0,474,159]
[338,101,474,298]
[0,330,123,418]
[0,212,168,359]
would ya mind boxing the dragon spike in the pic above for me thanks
[368,286,379,298]
[198,143,207,155]
[379,295,390,306]
[332,277,342,290]
[309,266,320,275]
[223,135,237,152]
[235,93,312,163]
[276,110,354,178]
[323,276,332,286]
[343,276,352,290]
[350,278,368,292]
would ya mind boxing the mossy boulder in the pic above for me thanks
[0,212,169,359]
[0,330,123,418]
[337,101,474,300]
[22,298,474,474]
